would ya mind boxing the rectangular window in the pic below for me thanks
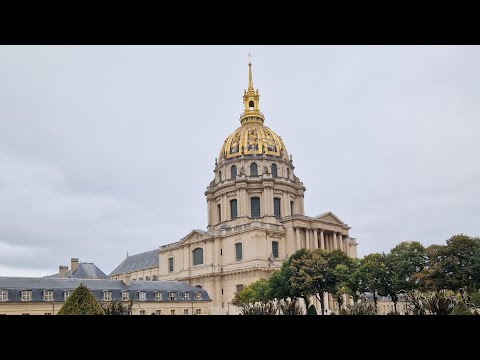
[195,309,201,315]
[235,243,243,261]
[169,291,176,301]
[44,313,52,315]
[140,310,145,315]
[217,204,221,222]
[122,292,130,301]
[222,302,224,309]
[182,292,189,301]
[230,199,238,219]
[236,284,244,294]
[156,310,161,315]
[250,197,260,218]
[195,292,202,301]
[184,309,189,315]
[155,292,162,301]
[0,290,8,302]
[21,290,32,302]
[103,291,112,301]
[274,197,281,218]
[139,291,146,301]
[168,257,174,273]
[290,201,294,215]
[272,241,279,259]
[171,310,175,315]
[63,291,71,301]
[43,290,54,301]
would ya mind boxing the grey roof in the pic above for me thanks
[109,249,159,276]
[0,277,211,303]
[45,263,108,279]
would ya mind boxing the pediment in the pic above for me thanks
[179,229,211,245]
[315,212,345,225]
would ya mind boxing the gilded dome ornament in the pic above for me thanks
[218,60,289,162]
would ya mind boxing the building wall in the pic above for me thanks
[0,301,210,315]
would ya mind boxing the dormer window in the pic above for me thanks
[195,292,202,301]
[63,291,71,301]
[139,291,146,301]
[0,290,8,302]
[182,292,189,300]
[21,290,32,302]
[103,290,112,301]
[43,290,54,301]
[122,291,130,301]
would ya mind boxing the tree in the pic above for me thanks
[383,242,427,312]
[420,235,480,293]
[357,253,387,313]
[326,250,356,311]
[288,249,330,315]
[57,284,105,315]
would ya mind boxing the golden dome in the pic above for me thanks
[219,59,289,161]
[220,123,289,161]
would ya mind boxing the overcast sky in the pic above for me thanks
[1,45,479,277]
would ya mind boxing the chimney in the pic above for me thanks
[71,258,79,273]
[59,265,68,277]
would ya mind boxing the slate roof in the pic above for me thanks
[45,263,109,279]
[0,277,211,303]
[109,249,159,276]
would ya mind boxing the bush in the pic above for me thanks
[450,302,473,315]
[307,305,317,315]
[57,284,104,315]
[339,309,349,315]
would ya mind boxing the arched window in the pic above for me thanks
[250,162,258,176]
[230,199,238,219]
[195,285,203,289]
[249,100,254,109]
[272,241,279,258]
[235,243,243,261]
[287,168,290,179]
[217,204,221,223]
[290,201,294,215]
[193,248,204,266]
[271,164,277,178]
[251,197,260,218]
[274,197,281,218]
[219,171,222,182]
[231,165,237,180]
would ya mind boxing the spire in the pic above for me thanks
[241,53,264,126]
[248,52,254,90]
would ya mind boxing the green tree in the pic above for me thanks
[382,242,427,313]
[57,284,105,315]
[358,253,387,313]
[288,249,329,315]
[325,250,356,311]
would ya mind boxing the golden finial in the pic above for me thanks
[248,52,254,90]
[240,53,264,125]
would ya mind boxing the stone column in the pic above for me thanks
[282,192,289,218]
[337,233,343,251]
[320,230,325,250]
[295,228,300,250]
[332,232,337,250]
[305,228,310,249]
[313,229,318,249]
